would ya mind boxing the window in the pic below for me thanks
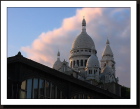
[20,78,65,99]
[33,78,38,98]
[74,61,75,66]
[39,79,45,99]
[85,60,87,66]
[94,70,96,74]
[45,81,50,98]
[27,79,32,99]
[89,70,92,74]
[81,60,83,66]
[77,60,79,66]
[51,83,55,99]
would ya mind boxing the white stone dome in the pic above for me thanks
[72,31,95,50]
[86,53,99,68]
[53,51,62,70]
[53,59,62,70]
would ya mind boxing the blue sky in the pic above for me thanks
[8,7,130,88]
[8,7,82,57]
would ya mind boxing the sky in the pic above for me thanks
[8,7,130,88]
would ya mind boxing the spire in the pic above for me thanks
[82,16,86,32]
[102,39,113,57]
[57,51,60,56]
[106,38,110,44]
[57,51,60,60]
[82,16,86,26]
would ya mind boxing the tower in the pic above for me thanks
[69,17,97,72]
[101,39,116,76]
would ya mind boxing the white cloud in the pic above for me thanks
[21,7,130,87]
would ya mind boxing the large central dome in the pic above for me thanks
[72,31,95,50]
[71,18,95,50]
[69,17,97,71]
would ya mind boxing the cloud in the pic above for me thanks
[21,7,130,87]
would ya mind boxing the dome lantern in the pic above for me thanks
[82,16,86,32]
[53,51,62,70]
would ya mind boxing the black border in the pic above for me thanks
[1,0,139,109]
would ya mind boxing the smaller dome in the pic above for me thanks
[53,59,62,70]
[86,54,99,68]
[53,51,62,70]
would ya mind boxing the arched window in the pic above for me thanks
[77,60,79,66]
[84,60,87,66]
[89,70,92,74]
[74,61,75,67]
[89,70,90,74]
[20,78,65,99]
[81,60,83,66]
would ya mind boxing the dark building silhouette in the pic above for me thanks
[7,52,122,99]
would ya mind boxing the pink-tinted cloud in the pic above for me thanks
[21,8,103,66]
[21,7,130,87]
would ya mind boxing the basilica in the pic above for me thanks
[53,18,119,85]
[7,18,123,99]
